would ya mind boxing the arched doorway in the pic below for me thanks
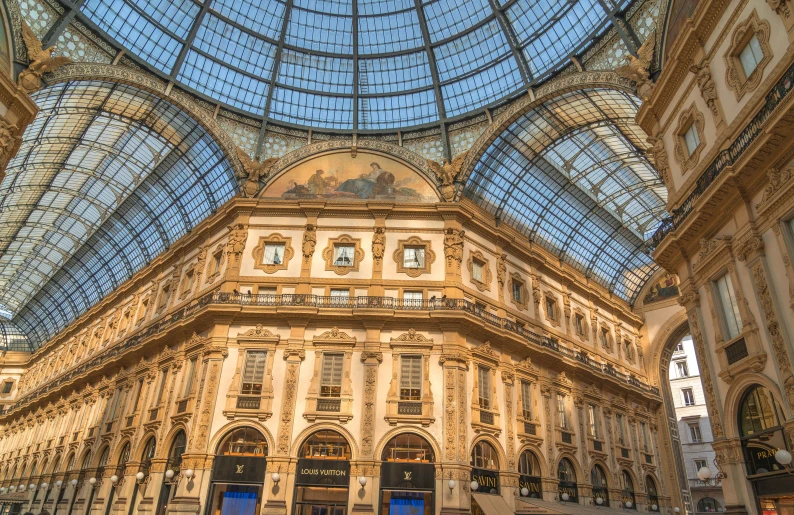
[696,497,722,513]
[591,465,609,506]
[557,458,578,503]
[126,437,155,515]
[620,470,636,509]
[517,450,542,499]
[155,431,186,515]
[294,430,352,515]
[737,385,792,514]
[379,433,435,515]
[206,427,269,515]
[470,441,500,495]
[646,476,660,512]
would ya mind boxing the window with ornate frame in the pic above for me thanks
[516,357,541,442]
[467,250,492,292]
[573,309,589,342]
[471,342,501,434]
[179,268,195,299]
[157,281,172,313]
[252,234,294,273]
[509,273,529,310]
[674,104,706,174]
[599,324,613,351]
[393,236,436,277]
[304,328,356,422]
[323,235,365,275]
[543,291,561,327]
[724,10,772,101]
[385,329,435,426]
[223,325,279,421]
[206,244,225,282]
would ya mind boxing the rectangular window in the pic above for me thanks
[512,280,522,302]
[601,328,610,348]
[155,368,168,405]
[133,378,144,412]
[676,361,689,378]
[109,388,121,419]
[1,381,12,394]
[263,243,286,265]
[182,357,198,397]
[399,356,422,401]
[641,422,649,452]
[588,404,599,438]
[521,381,532,419]
[241,351,267,395]
[333,245,355,266]
[545,298,556,319]
[684,123,701,156]
[477,366,491,410]
[682,388,695,406]
[320,353,344,398]
[674,342,684,353]
[403,247,425,269]
[616,413,626,445]
[557,394,568,429]
[739,35,764,78]
[575,314,584,335]
[689,423,703,443]
[716,274,743,339]
[403,291,423,308]
[472,260,484,282]
[694,459,708,472]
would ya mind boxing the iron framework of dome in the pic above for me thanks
[69,0,639,130]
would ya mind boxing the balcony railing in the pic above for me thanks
[523,422,537,435]
[649,57,794,249]
[397,402,422,415]
[6,292,660,415]
[480,410,494,425]
[317,398,341,412]
[561,432,573,444]
[725,338,748,365]
[236,397,261,410]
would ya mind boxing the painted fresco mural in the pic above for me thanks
[642,272,680,305]
[262,151,439,202]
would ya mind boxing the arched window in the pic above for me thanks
[64,453,76,473]
[116,442,131,476]
[518,450,540,476]
[141,437,156,474]
[299,430,351,460]
[591,465,609,504]
[697,497,722,513]
[381,433,434,462]
[28,459,38,479]
[739,386,784,436]
[97,447,110,468]
[557,459,576,483]
[470,441,499,470]
[621,471,636,509]
[80,452,91,471]
[218,427,268,456]
[167,431,187,471]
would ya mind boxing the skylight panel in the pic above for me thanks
[359,90,439,129]
[422,0,491,43]
[269,88,353,130]
[358,10,424,54]
[358,0,415,16]
[434,21,510,81]
[442,58,522,117]
[358,53,433,94]
[285,8,353,54]
[192,15,277,77]
[212,0,286,35]
[277,50,354,95]
[179,52,270,114]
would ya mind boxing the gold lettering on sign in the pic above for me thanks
[472,475,498,488]
[236,465,244,474]
[404,471,413,481]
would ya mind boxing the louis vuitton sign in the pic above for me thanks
[295,458,351,487]
[381,463,435,490]
[211,456,267,483]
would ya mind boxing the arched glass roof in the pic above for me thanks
[0,80,238,349]
[464,88,665,301]
[0,318,30,352]
[73,0,630,129]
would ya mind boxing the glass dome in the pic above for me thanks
[77,0,629,130]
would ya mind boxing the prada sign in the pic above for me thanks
[518,475,542,497]
[295,458,351,487]
[381,463,435,490]
[212,456,267,483]
[471,468,499,494]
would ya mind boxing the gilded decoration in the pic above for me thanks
[372,226,385,264]
[303,224,317,261]
[251,234,294,274]
[642,273,680,305]
[724,10,772,101]
[226,223,248,266]
[466,250,492,292]
[673,104,706,174]
[18,21,71,93]
[393,236,436,277]
[508,272,529,310]
[391,328,434,343]
[322,234,365,275]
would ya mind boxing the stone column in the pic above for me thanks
[438,351,470,515]
[501,370,517,511]
[351,349,383,515]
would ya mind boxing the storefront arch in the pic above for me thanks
[646,475,660,512]
[205,426,270,515]
[516,445,547,477]
[591,463,610,505]
[724,374,791,439]
[469,436,506,471]
[556,456,581,503]
[291,423,359,461]
[374,427,441,464]
[208,420,275,457]
[378,433,437,515]
[293,429,354,515]
[620,469,637,508]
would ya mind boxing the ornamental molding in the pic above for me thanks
[515,356,539,377]
[390,328,434,344]
[322,234,365,275]
[313,327,356,345]
[471,341,498,362]
[672,104,706,174]
[756,167,794,213]
[392,236,436,277]
[466,249,492,292]
[237,324,281,341]
[734,231,765,262]
[508,272,529,310]
[694,237,732,276]
[724,10,772,102]
[251,234,294,274]
[438,352,470,369]
[456,71,635,188]
[42,63,245,180]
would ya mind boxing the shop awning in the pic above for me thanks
[517,496,636,515]
[472,493,517,515]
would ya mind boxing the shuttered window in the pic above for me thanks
[400,356,422,400]
[241,351,267,395]
[521,381,532,419]
[321,353,344,397]
[182,357,198,397]
[716,274,742,339]
[478,366,491,409]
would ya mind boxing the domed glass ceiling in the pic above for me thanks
[76,0,628,129]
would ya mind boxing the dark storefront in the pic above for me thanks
[293,431,352,515]
[518,451,542,499]
[557,459,578,503]
[379,434,435,515]
[206,428,268,515]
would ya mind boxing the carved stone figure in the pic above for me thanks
[443,228,464,268]
[236,148,278,198]
[372,226,385,262]
[647,133,671,187]
[615,34,655,100]
[302,224,317,260]
[226,224,248,259]
[0,120,21,166]
[427,151,467,201]
[18,21,72,93]
[496,253,507,286]
[690,59,719,119]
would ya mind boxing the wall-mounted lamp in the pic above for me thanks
[447,480,455,491]
[70,479,78,487]
[358,477,367,487]
[271,473,281,484]
[775,449,793,474]
[520,488,529,497]
[88,477,97,486]
[470,481,479,491]
[596,497,604,505]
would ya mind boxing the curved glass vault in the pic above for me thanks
[0,80,238,347]
[76,0,629,129]
[466,88,664,301]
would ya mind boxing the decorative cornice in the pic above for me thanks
[314,327,356,341]
[390,328,433,343]
[238,324,280,340]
